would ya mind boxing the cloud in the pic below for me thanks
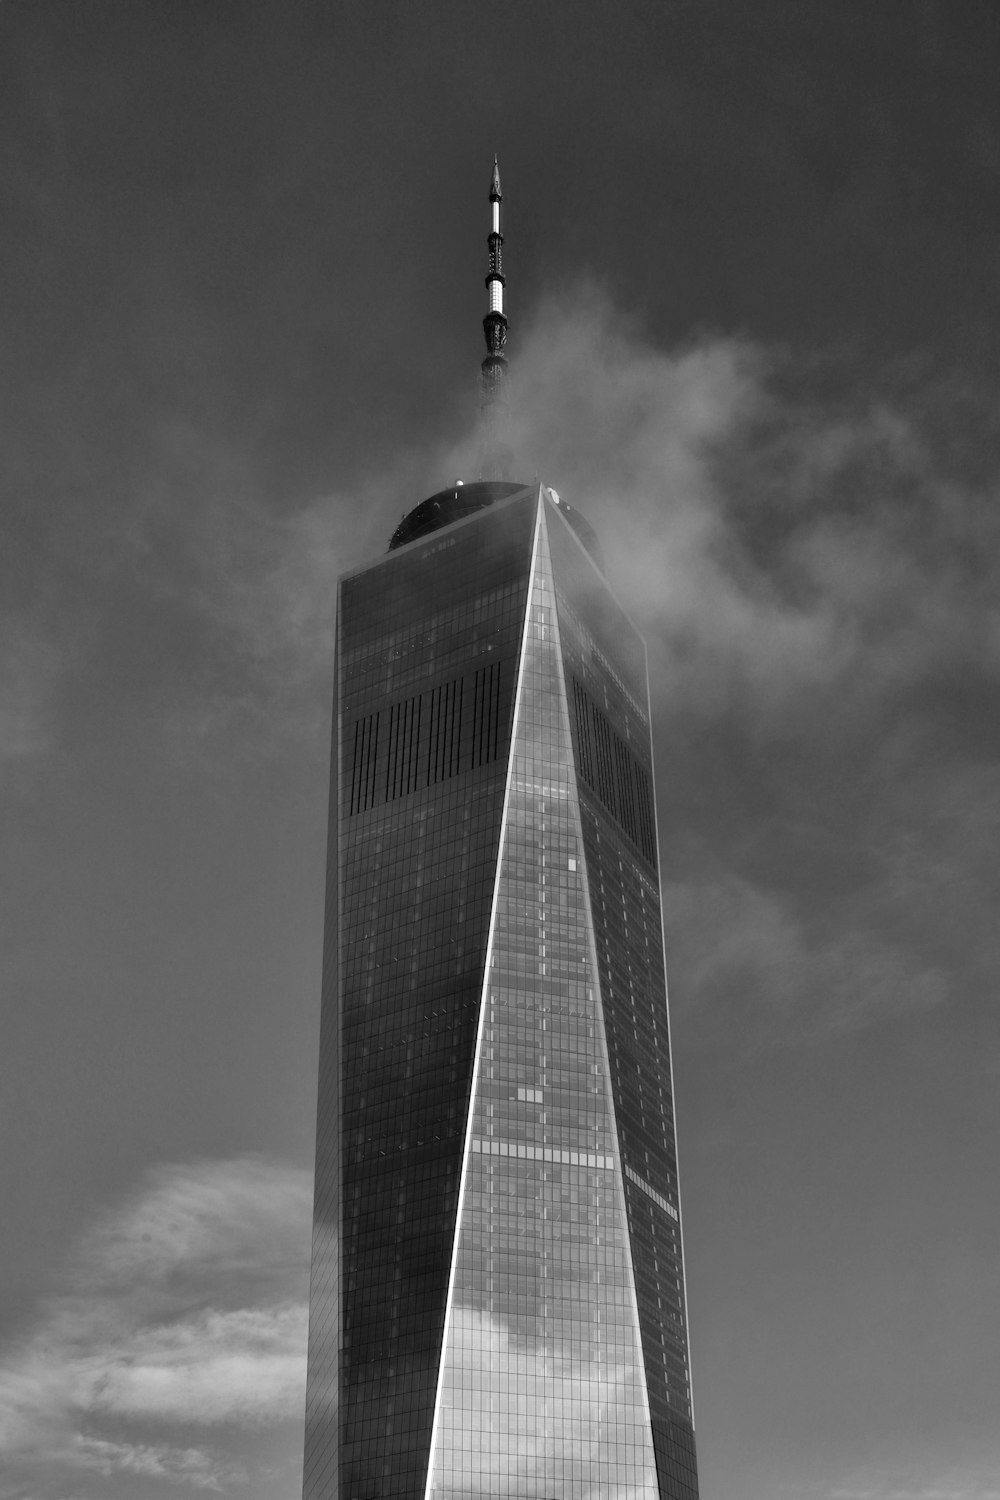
[830,1468,1000,1500]
[479,284,1000,734]
[0,628,62,775]
[426,284,998,1049]
[832,1491,1000,1500]
[73,1436,246,1492]
[86,1305,306,1425]
[9,281,996,1056]
[663,870,948,1047]
[106,412,446,765]
[13,281,999,777]
[0,1157,311,1496]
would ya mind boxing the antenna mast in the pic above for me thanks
[479,157,509,479]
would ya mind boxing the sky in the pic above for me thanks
[2,2,999,1498]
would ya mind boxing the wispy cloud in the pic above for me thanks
[73,1436,246,1491]
[664,870,948,1046]
[489,284,1000,731]
[0,628,62,776]
[107,415,419,761]
[13,282,999,776]
[449,285,999,1047]
[833,1491,1000,1500]
[8,283,997,1054]
[0,1157,311,1496]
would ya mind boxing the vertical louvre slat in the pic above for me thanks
[346,660,515,815]
[569,676,657,869]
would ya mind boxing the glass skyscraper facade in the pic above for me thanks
[303,481,698,1500]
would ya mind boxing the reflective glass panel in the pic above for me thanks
[428,506,659,1500]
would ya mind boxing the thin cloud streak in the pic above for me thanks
[833,1492,1000,1500]
[830,1472,1000,1500]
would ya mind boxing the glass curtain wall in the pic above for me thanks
[427,505,660,1499]
[303,486,699,1500]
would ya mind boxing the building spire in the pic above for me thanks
[479,156,509,480]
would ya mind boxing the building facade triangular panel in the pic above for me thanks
[426,501,659,1498]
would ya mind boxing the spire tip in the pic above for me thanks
[490,156,502,202]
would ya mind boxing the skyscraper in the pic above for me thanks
[303,167,699,1500]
